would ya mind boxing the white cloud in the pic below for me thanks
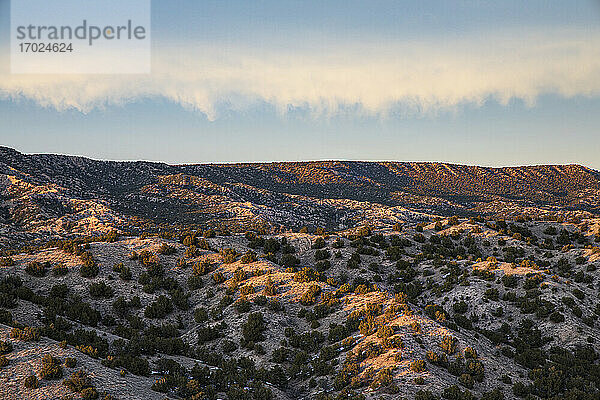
[1,28,599,119]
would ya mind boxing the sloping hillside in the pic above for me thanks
[1,147,599,241]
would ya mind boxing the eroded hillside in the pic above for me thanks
[1,147,599,244]
[1,216,600,400]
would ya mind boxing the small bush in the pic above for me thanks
[0,340,13,355]
[192,260,212,276]
[463,347,477,359]
[53,264,69,276]
[235,297,252,313]
[263,277,277,296]
[158,244,177,255]
[144,295,173,319]
[25,261,48,277]
[89,281,114,298]
[410,360,427,373]
[212,272,226,284]
[241,250,258,264]
[300,284,321,306]
[65,357,77,368]
[194,307,209,323]
[0,257,15,266]
[459,373,474,389]
[10,326,40,342]
[294,267,322,283]
[440,335,458,355]
[550,311,565,323]
[481,388,504,400]
[220,248,238,264]
[80,263,99,279]
[280,254,300,268]
[241,312,266,346]
[81,386,98,399]
[63,369,94,393]
[240,284,255,295]
[222,340,238,353]
[113,263,132,280]
[40,354,63,380]
[187,274,203,290]
[24,374,39,389]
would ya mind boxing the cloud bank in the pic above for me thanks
[1,28,600,119]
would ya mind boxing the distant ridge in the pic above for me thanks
[1,146,599,234]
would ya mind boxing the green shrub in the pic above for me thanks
[0,340,13,355]
[144,295,173,319]
[459,373,474,389]
[550,311,565,323]
[234,297,252,313]
[294,267,322,283]
[312,237,326,249]
[192,260,212,276]
[240,284,255,295]
[53,264,69,276]
[158,244,177,255]
[80,263,99,279]
[187,274,203,290]
[0,257,15,266]
[63,369,94,393]
[197,325,222,344]
[453,301,468,314]
[194,307,209,323]
[241,312,266,346]
[49,283,69,298]
[241,251,258,264]
[463,347,477,359]
[481,388,504,400]
[410,359,426,373]
[300,284,321,306]
[280,254,300,268]
[81,387,98,400]
[426,351,447,366]
[315,249,330,261]
[484,288,500,301]
[222,340,238,353]
[212,272,226,284]
[332,238,345,248]
[65,357,77,368]
[465,359,485,382]
[25,261,49,277]
[170,289,190,310]
[24,374,39,389]
[89,281,114,298]
[0,310,12,325]
[263,277,277,296]
[112,263,132,280]
[254,295,267,306]
[10,326,40,342]
[40,354,63,380]
[220,248,238,264]
[440,335,458,355]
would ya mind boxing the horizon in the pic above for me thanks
[2,145,599,172]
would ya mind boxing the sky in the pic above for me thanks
[0,0,600,167]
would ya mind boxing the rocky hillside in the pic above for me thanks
[1,147,599,243]
[2,147,600,399]
[0,216,599,400]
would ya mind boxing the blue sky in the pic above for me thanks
[1,0,600,167]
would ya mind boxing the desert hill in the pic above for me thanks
[1,147,600,399]
[1,147,599,242]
